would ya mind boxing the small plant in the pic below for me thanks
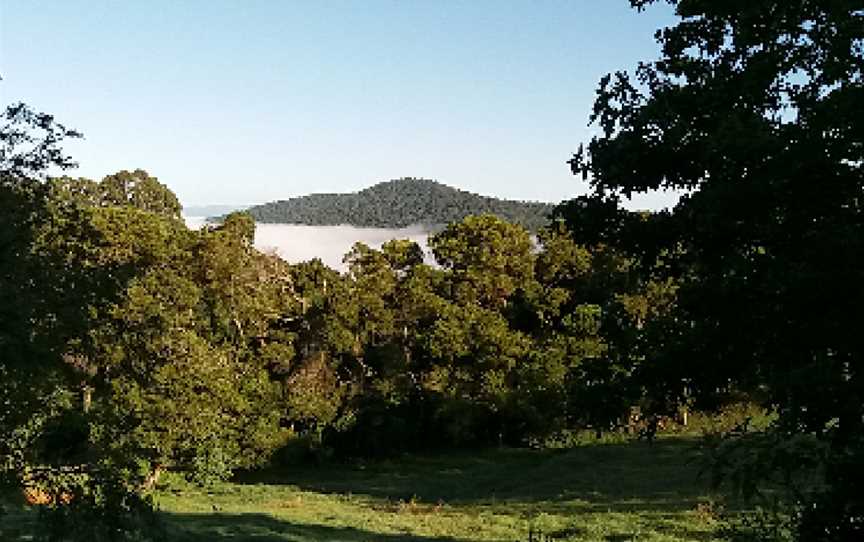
[396,494,420,514]
[719,505,795,542]
[694,499,724,524]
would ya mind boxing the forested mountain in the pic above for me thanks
[241,177,556,230]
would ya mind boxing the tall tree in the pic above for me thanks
[1,102,83,484]
[568,2,863,538]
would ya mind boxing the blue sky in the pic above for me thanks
[0,1,678,209]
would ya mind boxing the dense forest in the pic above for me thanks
[240,177,556,231]
[2,158,674,538]
[1,1,862,541]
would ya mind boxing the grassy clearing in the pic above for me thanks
[0,437,739,541]
[154,437,733,542]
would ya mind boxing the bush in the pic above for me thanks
[273,433,334,467]
[37,473,165,542]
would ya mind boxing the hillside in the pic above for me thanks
[241,178,556,230]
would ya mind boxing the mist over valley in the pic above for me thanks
[184,177,554,270]
[184,217,434,271]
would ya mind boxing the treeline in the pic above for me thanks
[242,177,556,231]
[1,159,684,498]
[3,169,663,459]
[282,212,679,456]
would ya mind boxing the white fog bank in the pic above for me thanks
[184,217,434,272]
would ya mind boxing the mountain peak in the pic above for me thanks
[243,179,556,230]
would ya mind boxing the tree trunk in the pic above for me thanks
[82,385,92,414]
[141,464,164,491]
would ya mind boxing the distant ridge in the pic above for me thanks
[241,178,556,231]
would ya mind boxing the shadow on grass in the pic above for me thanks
[165,512,479,542]
[0,498,40,541]
[234,438,719,515]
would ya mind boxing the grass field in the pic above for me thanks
[2,438,738,541]
[159,437,732,542]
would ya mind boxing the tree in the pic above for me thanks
[1,103,166,539]
[76,208,294,485]
[1,102,81,180]
[1,102,83,483]
[568,2,863,538]
[99,169,182,219]
[282,259,352,432]
[49,169,182,220]
[1,99,297,537]
[430,214,535,309]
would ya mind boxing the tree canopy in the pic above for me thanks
[566,1,863,538]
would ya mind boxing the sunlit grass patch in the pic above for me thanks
[156,438,733,541]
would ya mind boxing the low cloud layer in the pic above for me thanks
[185,218,434,272]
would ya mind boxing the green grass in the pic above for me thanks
[156,438,732,542]
[1,438,739,541]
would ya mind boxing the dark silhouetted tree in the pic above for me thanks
[567,2,863,538]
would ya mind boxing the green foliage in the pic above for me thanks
[82,214,293,482]
[567,1,864,539]
[430,214,535,308]
[277,214,648,452]
[36,473,166,542]
[1,102,175,542]
[2,101,303,540]
[1,102,82,481]
[243,177,555,231]
[0,102,81,179]
[3,169,658,469]
[50,169,182,220]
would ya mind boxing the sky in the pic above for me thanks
[0,1,679,210]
